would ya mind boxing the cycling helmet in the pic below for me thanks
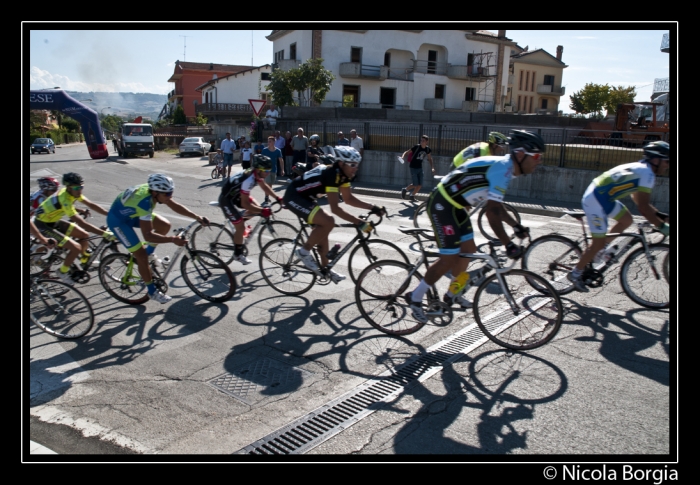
[488,131,508,145]
[252,154,273,170]
[147,173,175,192]
[508,130,546,153]
[334,146,362,163]
[62,172,84,186]
[643,140,669,160]
[38,177,59,191]
[309,134,320,144]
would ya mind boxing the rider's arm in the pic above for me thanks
[240,192,263,214]
[257,178,280,201]
[338,185,374,212]
[139,219,181,245]
[327,190,364,225]
[80,197,108,216]
[29,220,56,248]
[631,192,666,227]
[163,198,207,225]
[484,199,518,246]
[70,213,108,237]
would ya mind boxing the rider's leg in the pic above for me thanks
[301,208,333,268]
[145,214,171,257]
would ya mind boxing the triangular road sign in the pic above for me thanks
[249,99,267,117]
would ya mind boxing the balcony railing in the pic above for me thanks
[447,65,494,80]
[387,67,414,81]
[536,84,565,95]
[412,59,448,76]
[195,103,253,114]
[339,62,388,80]
[654,77,669,93]
[272,59,301,72]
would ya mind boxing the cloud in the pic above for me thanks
[29,66,170,94]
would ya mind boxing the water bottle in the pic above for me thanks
[161,256,171,268]
[327,243,342,260]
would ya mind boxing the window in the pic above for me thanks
[261,72,270,81]
[290,43,297,61]
[529,96,533,113]
[380,87,395,109]
[343,85,360,107]
[544,74,555,86]
[384,52,391,67]
[351,47,362,63]
[428,50,437,74]
[519,70,524,90]
[465,87,475,101]
[274,50,284,63]
[531,71,536,91]
[435,84,445,99]
[541,99,548,110]
[525,71,530,92]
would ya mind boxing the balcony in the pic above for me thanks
[654,77,669,94]
[412,59,448,76]
[195,103,254,116]
[424,98,444,110]
[661,33,669,53]
[446,65,494,81]
[339,62,388,80]
[387,67,414,81]
[168,89,182,101]
[536,84,565,96]
[273,59,301,72]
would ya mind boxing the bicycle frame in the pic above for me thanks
[206,200,283,247]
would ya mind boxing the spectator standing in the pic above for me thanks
[350,129,364,160]
[400,135,435,203]
[265,104,279,129]
[284,131,294,174]
[336,131,350,146]
[261,136,285,204]
[274,130,285,152]
[254,139,264,155]
[240,142,253,169]
[220,132,237,178]
[291,128,309,169]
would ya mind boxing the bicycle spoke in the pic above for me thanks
[181,251,236,302]
[30,280,94,339]
[259,238,316,295]
[620,244,669,309]
[98,253,148,304]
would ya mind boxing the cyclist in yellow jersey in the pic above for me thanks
[33,172,114,285]
[452,131,508,169]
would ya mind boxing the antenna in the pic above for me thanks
[179,35,191,61]
[251,30,254,66]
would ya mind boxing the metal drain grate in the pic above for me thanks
[236,321,493,455]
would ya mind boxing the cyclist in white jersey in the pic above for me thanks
[567,140,670,292]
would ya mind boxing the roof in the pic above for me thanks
[511,48,567,66]
[194,64,272,91]
[168,61,252,82]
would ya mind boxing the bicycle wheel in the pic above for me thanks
[663,250,670,283]
[211,167,219,179]
[521,235,582,295]
[180,250,236,303]
[98,253,149,304]
[473,270,563,350]
[256,220,300,252]
[355,260,427,336]
[412,200,430,230]
[259,237,316,296]
[30,279,94,339]
[29,251,64,278]
[620,243,669,309]
[347,238,411,284]
[190,222,235,265]
[477,203,521,242]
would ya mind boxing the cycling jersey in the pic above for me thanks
[452,142,490,169]
[109,184,156,222]
[437,155,514,209]
[29,189,47,214]
[590,160,656,214]
[34,187,85,223]
[287,162,352,199]
[220,169,262,207]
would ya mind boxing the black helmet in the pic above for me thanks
[643,140,669,160]
[62,172,84,186]
[508,130,546,153]
[252,154,272,170]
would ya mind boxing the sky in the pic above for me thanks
[26,25,673,114]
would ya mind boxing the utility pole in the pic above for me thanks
[251,30,254,66]
[179,35,191,61]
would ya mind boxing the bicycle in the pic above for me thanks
[259,212,410,295]
[520,211,669,309]
[211,160,226,179]
[412,177,521,242]
[189,200,299,264]
[98,220,236,304]
[29,276,95,339]
[354,226,564,350]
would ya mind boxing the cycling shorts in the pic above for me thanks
[107,212,156,253]
[427,189,474,255]
[581,184,628,238]
[33,219,76,248]
[283,185,320,224]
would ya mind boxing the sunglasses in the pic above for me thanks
[70,185,84,190]
[343,162,359,168]
[160,191,173,198]
[524,151,542,161]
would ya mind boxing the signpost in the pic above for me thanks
[248,99,267,117]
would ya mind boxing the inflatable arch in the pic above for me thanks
[29,89,108,159]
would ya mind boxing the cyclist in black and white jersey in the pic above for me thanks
[283,146,386,282]
[218,154,282,265]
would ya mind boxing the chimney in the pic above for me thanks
[498,30,506,38]
[556,45,563,61]
[209,62,214,70]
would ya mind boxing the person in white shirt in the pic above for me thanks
[350,129,364,160]
[265,104,279,129]
[240,142,253,169]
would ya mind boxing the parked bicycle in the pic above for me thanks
[98,220,236,304]
[29,276,95,339]
[354,226,564,350]
[259,212,410,295]
[412,176,521,242]
[520,211,669,309]
[189,200,299,264]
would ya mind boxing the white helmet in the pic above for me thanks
[148,173,175,192]
[334,146,361,163]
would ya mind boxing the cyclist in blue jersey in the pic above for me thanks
[404,130,545,323]
[106,174,210,304]
[567,140,670,292]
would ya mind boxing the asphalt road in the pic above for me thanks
[25,144,675,468]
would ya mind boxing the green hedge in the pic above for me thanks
[28,129,83,147]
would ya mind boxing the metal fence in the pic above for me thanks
[276,120,669,175]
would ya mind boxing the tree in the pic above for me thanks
[568,91,587,115]
[605,85,637,115]
[61,117,80,133]
[267,58,335,107]
[172,105,186,124]
[193,112,208,126]
[568,83,610,118]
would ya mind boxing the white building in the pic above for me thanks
[265,29,518,112]
[195,65,273,122]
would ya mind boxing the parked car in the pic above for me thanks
[179,137,211,157]
[31,138,56,154]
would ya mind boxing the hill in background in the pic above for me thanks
[67,91,167,121]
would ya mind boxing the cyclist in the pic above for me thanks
[106,173,210,304]
[29,177,59,217]
[33,172,114,285]
[218,154,283,265]
[452,131,509,169]
[404,130,545,322]
[306,134,325,168]
[567,140,670,292]
[283,146,386,282]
